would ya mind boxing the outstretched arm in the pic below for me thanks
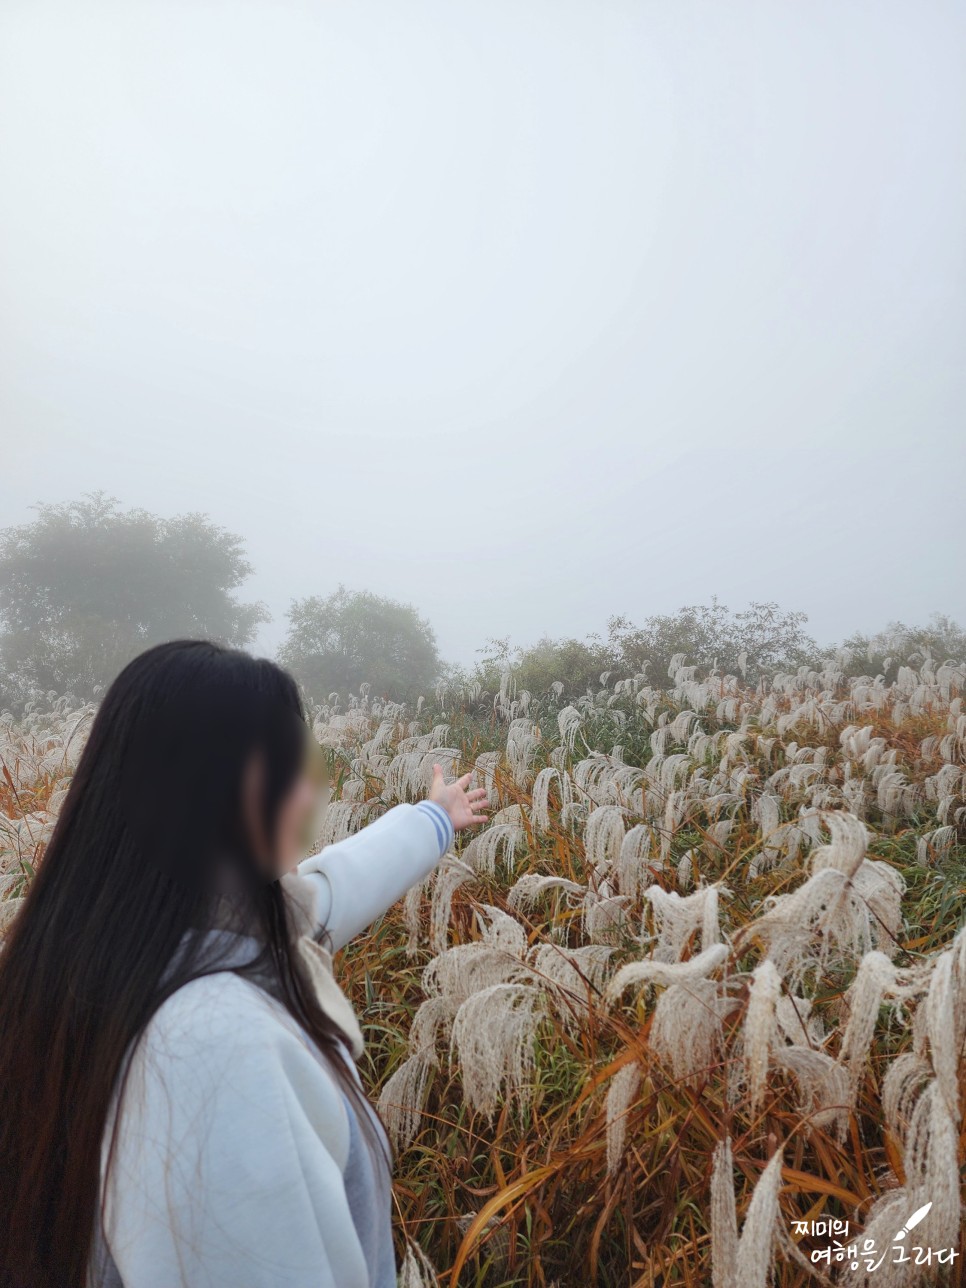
[297,767,488,952]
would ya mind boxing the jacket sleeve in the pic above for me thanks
[296,801,454,952]
[101,978,370,1288]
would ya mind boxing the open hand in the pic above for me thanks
[428,764,489,832]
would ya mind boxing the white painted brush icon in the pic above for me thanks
[893,1202,932,1241]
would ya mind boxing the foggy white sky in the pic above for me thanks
[1,0,963,667]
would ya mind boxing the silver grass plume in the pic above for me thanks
[476,903,529,953]
[734,1149,784,1288]
[403,855,475,958]
[616,823,658,901]
[604,943,729,1007]
[839,951,932,1105]
[530,942,614,1030]
[711,1140,786,1288]
[677,850,694,890]
[403,877,430,958]
[583,804,628,878]
[530,765,574,833]
[710,1137,738,1288]
[472,750,501,809]
[506,719,541,788]
[735,811,905,988]
[774,992,825,1047]
[743,959,783,1113]
[454,1212,513,1267]
[450,982,547,1119]
[427,857,476,954]
[377,993,464,1150]
[422,942,530,1006]
[397,1240,439,1287]
[846,935,965,1281]
[377,1049,437,1152]
[581,882,632,944]
[557,705,584,753]
[923,920,966,1123]
[641,882,726,962]
[911,1086,962,1231]
[650,976,735,1083]
[882,1049,932,1143]
[462,821,525,876]
[658,788,689,863]
[845,1084,962,1286]
[506,873,585,914]
[771,1044,850,1139]
[605,1061,641,1175]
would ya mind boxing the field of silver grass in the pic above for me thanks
[2,651,965,1286]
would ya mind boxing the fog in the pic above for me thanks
[1,0,963,667]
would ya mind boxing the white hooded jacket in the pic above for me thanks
[89,799,454,1288]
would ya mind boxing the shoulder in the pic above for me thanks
[123,972,351,1160]
[145,970,285,1045]
[138,971,323,1077]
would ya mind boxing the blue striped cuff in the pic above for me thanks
[415,799,455,857]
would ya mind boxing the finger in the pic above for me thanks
[457,770,473,788]
[468,787,488,800]
[467,813,489,824]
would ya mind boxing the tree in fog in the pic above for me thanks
[280,584,441,705]
[473,633,617,699]
[607,598,819,684]
[0,494,267,705]
[836,613,966,677]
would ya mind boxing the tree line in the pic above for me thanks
[1,495,962,712]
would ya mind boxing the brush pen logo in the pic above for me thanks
[893,1202,932,1242]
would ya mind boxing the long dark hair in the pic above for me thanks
[0,640,383,1288]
